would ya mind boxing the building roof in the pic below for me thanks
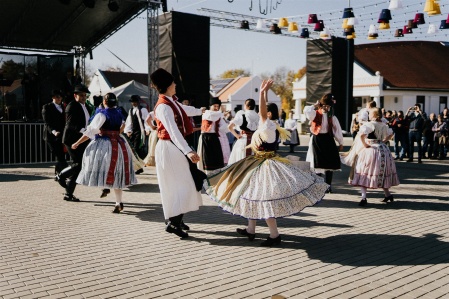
[354,41,449,90]
[99,70,148,89]
[215,77,252,103]
[210,78,234,95]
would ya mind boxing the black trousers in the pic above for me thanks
[59,142,89,195]
[130,131,147,159]
[46,139,68,174]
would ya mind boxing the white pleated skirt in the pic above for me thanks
[77,137,137,189]
[155,140,203,219]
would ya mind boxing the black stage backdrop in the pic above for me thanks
[306,37,354,131]
[159,11,210,109]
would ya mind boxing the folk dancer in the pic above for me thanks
[151,68,205,239]
[303,94,344,194]
[71,93,137,212]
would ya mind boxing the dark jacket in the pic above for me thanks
[391,117,408,134]
[42,102,65,143]
[62,101,93,146]
[406,111,426,131]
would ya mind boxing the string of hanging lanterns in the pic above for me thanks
[259,0,449,41]
[202,0,449,42]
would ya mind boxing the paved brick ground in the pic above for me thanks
[1,138,449,299]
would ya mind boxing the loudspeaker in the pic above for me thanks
[332,37,353,131]
[306,37,354,131]
[158,11,210,108]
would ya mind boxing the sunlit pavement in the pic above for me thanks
[1,136,448,299]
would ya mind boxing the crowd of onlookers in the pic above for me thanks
[351,102,449,163]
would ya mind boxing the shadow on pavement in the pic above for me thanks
[0,173,49,182]
[319,198,449,211]
[129,204,353,229]
[127,183,160,193]
[185,232,449,266]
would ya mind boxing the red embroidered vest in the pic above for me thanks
[310,110,333,136]
[201,118,220,136]
[154,95,193,140]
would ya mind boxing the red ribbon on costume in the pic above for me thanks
[100,130,130,186]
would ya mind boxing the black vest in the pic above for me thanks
[130,107,144,131]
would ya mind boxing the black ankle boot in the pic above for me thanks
[166,223,189,238]
[382,195,394,203]
[236,228,256,241]
[260,235,281,247]
[180,221,190,231]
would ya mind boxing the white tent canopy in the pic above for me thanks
[109,80,150,111]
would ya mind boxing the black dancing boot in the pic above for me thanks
[56,164,77,189]
[260,235,282,247]
[236,228,256,241]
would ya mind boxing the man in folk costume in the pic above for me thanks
[151,68,205,239]
[57,84,93,202]
[42,89,68,176]
[197,97,229,173]
[304,93,344,193]
[124,95,149,161]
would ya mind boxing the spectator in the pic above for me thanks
[405,104,426,163]
[440,107,449,157]
[391,110,409,161]
[432,114,448,160]
[422,113,437,159]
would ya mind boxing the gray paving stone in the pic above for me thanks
[1,143,449,299]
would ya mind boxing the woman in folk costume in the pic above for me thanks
[303,93,344,193]
[92,102,144,199]
[283,110,300,153]
[72,93,137,213]
[196,97,229,174]
[151,68,205,239]
[227,98,259,164]
[342,108,399,206]
[143,111,158,167]
[204,80,328,247]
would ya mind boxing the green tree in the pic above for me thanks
[260,66,306,115]
[1,59,24,80]
[218,68,250,79]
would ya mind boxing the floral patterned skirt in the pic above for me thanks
[349,142,400,189]
[204,152,329,219]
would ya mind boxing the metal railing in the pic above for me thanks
[1,122,55,165]
[0,122,201,165]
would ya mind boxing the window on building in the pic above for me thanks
[416,95,425,106]
[439,96,447,113]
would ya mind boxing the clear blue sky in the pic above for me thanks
[87,0,449,78]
